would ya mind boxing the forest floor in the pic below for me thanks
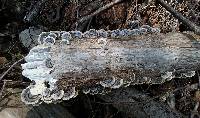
[0,0,200,118]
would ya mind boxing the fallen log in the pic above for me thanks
[20,27,200,105]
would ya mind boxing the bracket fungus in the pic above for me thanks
[21,26,200,105]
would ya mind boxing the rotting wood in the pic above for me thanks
[20,29,200,105]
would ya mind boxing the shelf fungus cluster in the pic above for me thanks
[21,26,200,105]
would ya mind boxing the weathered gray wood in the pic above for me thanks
[55,32,200,87]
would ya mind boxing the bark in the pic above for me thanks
[54,32,200,87]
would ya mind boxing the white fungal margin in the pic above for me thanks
[62,87,76,100]
[111,79,123,89]
[161,72,174,81]
[29,80,46,95]
[21,85,42,105]
[181,71,196,78]
[100,76,116,87]
[21,37,59,105]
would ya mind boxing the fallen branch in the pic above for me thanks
[0,57,24,81]
[46,6,61,23]
[157,0,200,35]
[74,0,103,31]
[22,31,200,105]
[0,80,30,87]
[77,0,124,24]
[24,0,47,22]
[0,81,6,98]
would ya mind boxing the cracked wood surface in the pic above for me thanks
[55,32,200,88]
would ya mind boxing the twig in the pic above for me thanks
[77,0,124,24]
[24,0,47,22]
[46,6,61,23]
[0,81,7,98]
[75,0,79,30]
[0,80,30,88]
[190,102,200,118]
[197,71,200,88]
[86,17,93,31]
[157,0,200,35]
[0,57,24,81]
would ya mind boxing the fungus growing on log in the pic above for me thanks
[21,26,200,105]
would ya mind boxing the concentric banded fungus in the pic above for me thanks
[129,29,140,36]
[98,29,108,38]
[61,32,72,44]
[120,29,130,37]
[70,31,82,39]
[110,79,123,89]
[100,76,116,87]
[151,28,161,33]
[161,72,174,81]
[62,87,76,100]
[89,87,99,95]
[83,29,98,39]
[181,71,196,78]
[139,28,148,34]
[38,32,50,45]
[89,85,104,95]
[110,29,121,38]
[121,71,135,87]
[82,86,90,94]
[141,25,152,32]
[43,36,56,45]
[21,85,42,105]
[51,89,64,100]
[21,26,200,105]
[42,88,53,104]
